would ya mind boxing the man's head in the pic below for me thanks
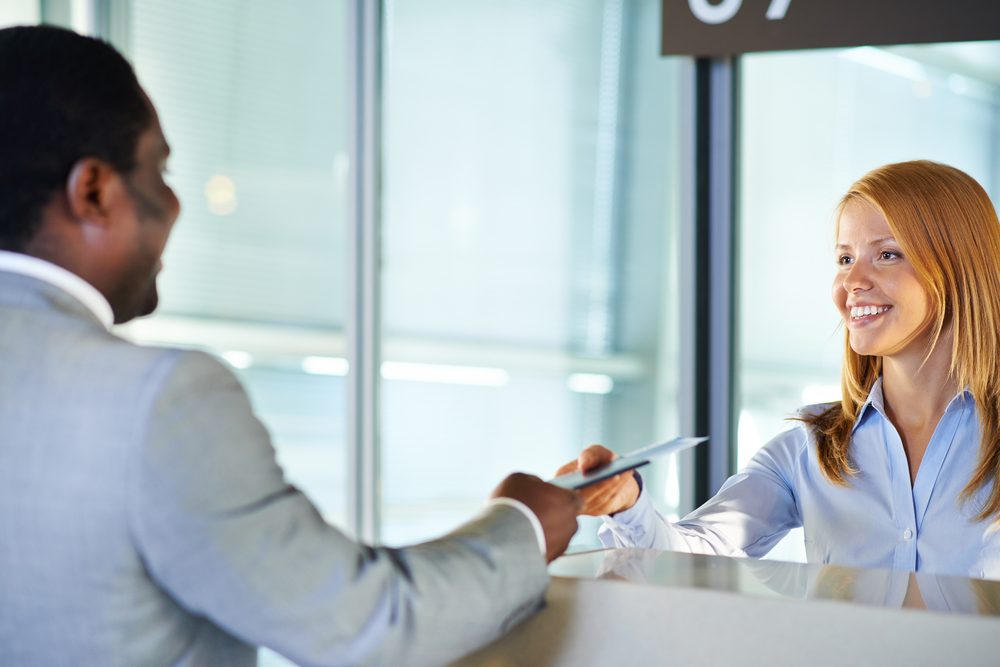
[0,25,179,323]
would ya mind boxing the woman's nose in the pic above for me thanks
[843,261,872,292]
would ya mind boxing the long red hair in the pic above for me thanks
[801,160,1000,523]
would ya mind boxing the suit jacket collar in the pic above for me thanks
[0,251,113,329]
[0,267,110,331]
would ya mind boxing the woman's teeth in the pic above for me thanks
[850,305,891,319]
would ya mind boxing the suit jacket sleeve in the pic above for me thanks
[126,350,548,667]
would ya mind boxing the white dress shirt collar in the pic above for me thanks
[0,250,114,330]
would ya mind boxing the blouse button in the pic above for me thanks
[903,528,913,540]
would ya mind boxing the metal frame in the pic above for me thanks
[690,56,739,503]
[345,0,383,543]
[675,58,698,513]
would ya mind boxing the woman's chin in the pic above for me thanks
[848,338,882,357]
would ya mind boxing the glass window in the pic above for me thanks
[0,0,38,26]
[112,0,351,527]
[380,0,685,545]
[110,5,351,664]
[738,41,1000,561]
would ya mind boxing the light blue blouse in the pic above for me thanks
[600,378,1000,580]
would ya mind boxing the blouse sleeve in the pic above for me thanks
[599,425,807,557]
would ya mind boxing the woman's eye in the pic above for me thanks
[880,251,899,260]
[837,255,853,265]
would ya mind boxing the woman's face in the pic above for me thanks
[832,200,932,358]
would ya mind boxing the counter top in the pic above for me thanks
[550,548,1000,616]
[452,549,1000,666]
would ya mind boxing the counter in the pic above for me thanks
[452,549,1000,666]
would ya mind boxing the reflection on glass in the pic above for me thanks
[553,549,1000,616]
[738,41,1000,563]
[381,0,684,545]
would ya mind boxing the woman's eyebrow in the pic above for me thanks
[835,237,897,250]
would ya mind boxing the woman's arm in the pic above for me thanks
[567,428,807,556]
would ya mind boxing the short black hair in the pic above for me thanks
[0,25,152,250]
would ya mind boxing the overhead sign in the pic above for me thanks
[662,0,1000,56]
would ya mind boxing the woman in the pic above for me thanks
[560,160,1000,579]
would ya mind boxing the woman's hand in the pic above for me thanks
[554,445,641,516]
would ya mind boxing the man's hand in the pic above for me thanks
[554,445,640,516]
[491,473,581,563]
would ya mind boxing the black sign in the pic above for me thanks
[662,0,1000,56]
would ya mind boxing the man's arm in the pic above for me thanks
[126,350,572,667]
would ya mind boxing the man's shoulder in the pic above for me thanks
[111,338,236,396]
[83,327,219,372]
[56,325,236,401]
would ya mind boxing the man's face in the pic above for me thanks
[107,108,180,323]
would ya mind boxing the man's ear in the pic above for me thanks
[65,157,123,228]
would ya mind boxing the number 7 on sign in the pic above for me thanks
[766,0,792,20]
[688,0,792,25]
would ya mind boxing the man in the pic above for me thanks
[0,25,581,666]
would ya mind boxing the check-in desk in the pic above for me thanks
[453,549,1000,666]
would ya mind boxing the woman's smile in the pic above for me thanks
[847,304,892,327]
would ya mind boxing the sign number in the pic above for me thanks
[688,0,791,25]
[766,0,792,20]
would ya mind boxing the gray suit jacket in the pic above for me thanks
[0,271,548,667]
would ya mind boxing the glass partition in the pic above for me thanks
[738,41,1000,561]
[0,0,38,25]
[112,0,351,528]
[380,0,685,545]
